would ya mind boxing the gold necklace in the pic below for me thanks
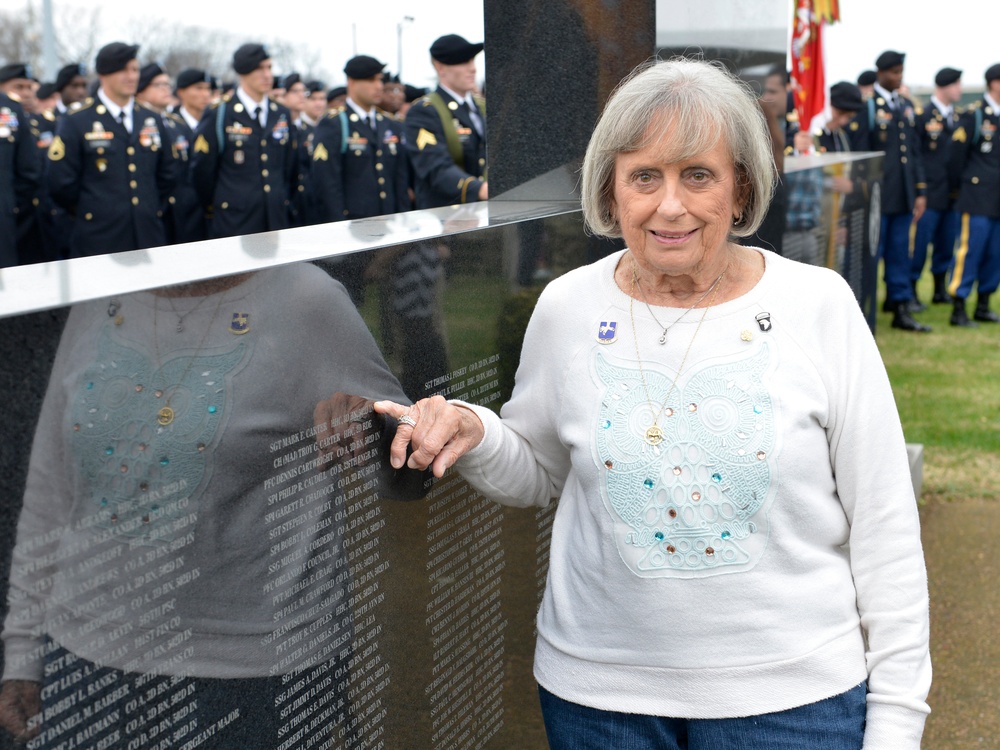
[152,291,228,426]
[628,259,727,446]
[633,265,726,345]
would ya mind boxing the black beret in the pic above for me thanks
[36,82,57,100]
[986,64,1000,83]
[137,63,165,93]
[856,70,877,86]
[55,63,86,91]
[95,42,139,75]
[279,73,302,90]
[829,81,864,112]
[305,79,326,96]
[344,55,386,80]
[176,68,209,90]
[0,63,33,83]
[934,67,962,87]
[0,63,34,83]
[429,34,483,65]
[233,43,269,75]
[326,85,347,103]
[404,84,427,103]
[875,50,905,71]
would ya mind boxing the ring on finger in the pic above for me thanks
[398,414,417,428]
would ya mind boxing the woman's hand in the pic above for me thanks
[374,396,485,478]
[0,679,41,742]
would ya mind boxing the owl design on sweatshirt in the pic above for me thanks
[592,342,777,578]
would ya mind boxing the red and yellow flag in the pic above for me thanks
[790,0,840,131]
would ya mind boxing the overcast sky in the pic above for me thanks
[1,0,993,91]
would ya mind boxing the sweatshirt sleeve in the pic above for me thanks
[820,274,931,748]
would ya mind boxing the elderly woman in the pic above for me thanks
[377,59,931,748]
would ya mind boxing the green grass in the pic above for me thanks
[874,274,1000,503]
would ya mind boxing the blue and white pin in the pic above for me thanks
[597,321,618,344]
[230,313,251,335]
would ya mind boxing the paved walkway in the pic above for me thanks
[919,500,1000,748]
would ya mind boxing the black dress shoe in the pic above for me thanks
[974,308,1000,323]
[932,291,951,303]
[893,308,932,331]
[950,309,978,328]
[908,299,928,313]
[882,298,896,313]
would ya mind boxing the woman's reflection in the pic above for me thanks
[0,264,423,748]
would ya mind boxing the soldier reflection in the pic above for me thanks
[0,264,423,749]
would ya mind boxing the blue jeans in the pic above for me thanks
[539,682,867,750]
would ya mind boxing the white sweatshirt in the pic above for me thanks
[457,249,931,749]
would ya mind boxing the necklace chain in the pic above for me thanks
[628,257,727,445]
[152,292,229,426]
[633,265,727,345]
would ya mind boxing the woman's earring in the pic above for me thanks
[733,212,743,226]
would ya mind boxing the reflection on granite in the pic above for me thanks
[485,0,655,197]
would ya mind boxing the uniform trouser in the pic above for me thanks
[881,212,915,304]
[948,213,1000,299]
[910,208,958,282]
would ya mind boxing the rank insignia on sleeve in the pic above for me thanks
[194,134,210,153]
[48,135,65,161]
[416,128,438,150]
[952,126,966,143]
[313,142,329,161]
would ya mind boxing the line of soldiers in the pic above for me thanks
[793,51,1000,331]
[0,33,487,269]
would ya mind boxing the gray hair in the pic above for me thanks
[581,58,777,239]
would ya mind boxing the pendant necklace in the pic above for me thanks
[634,265,726,345]
[628,258,727,445]
[152,291,228,426]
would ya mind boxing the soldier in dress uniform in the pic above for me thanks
[309,55,411,301]
[815,82,864,154]
[911,67,963,307]
[53,63,89,116]
[0,63,46,265]
[0,88,41,267]
[46,43,177,258]
[404,34,487,209]
[848,50,930,331]
[189,43,298,239]
[310,55,410,224]
[34,82,60,115]
[945,64,1000,327]
[166,69,213,244]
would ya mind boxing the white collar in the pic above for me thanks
[179,106,201,130]
[439,83,473,107]
[97,89,134,121]
[346,98,376,120]
[236,86,267,119]
[930,96,951,117]
[986,92,1000,112]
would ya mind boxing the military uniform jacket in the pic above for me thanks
[915,101,960,211]
[46,98,177,258]
[189,96,298,239]
[847,92,926,214]
[162,112,206,244]
[404,87,486,209]
[0,93,42,267]
[291,118,316,226]
[947,99,1000,219]
[309,107,411,223]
